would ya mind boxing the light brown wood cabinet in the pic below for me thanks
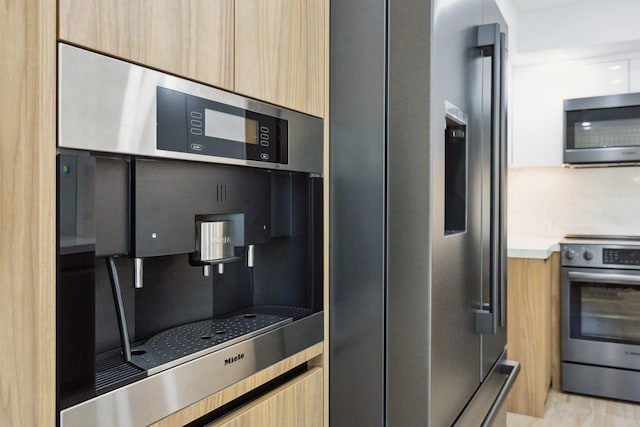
[506,252,560,417]
[1,1,56,426]
[235,0,325,117]
[208,367,323,427]
[59,0,235,91]
[59,0,326,117]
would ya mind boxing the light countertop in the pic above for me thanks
[507,236,561,259]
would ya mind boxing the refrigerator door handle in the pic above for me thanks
[475,23,506,335]
[453,357,521,426]
[480,360,520,427]
[498,31,508,329]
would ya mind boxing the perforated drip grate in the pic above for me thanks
[95,354,145,392]
[131,313,291,372]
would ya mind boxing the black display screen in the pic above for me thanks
[603,248,640,266]
[156,87,288,164]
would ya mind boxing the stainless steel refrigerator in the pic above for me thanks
[329,0,520,426]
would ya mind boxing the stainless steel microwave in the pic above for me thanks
[564,92,640,165]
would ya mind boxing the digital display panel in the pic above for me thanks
[603,248,640,265]
[204,109,258,145]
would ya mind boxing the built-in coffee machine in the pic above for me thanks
[57,44,323,426]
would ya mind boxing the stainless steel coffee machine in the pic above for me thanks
[57,44,323,426]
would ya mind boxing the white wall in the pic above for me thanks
[518,0,640,54]
[507,0,640,241]
[508,166,640,239]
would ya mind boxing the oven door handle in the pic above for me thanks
[568,271,640,286]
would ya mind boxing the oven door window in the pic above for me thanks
[570,282,640,345]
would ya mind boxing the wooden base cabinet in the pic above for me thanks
[506,253,559,417]
[208,367,323,427]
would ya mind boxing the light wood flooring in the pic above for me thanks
[507,389,640,426]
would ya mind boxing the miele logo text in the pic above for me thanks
[623,151,637,156]
[213,236,232,244]
[224,353,245,366]
[625,351,640,357]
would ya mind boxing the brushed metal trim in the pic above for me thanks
[58,43,323,174]
[60,311,323,427]
[564,92,640,111]
[562,362,640,403]
[568,271,640,286]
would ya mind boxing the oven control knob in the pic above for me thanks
[564,249,576,260]
[583,250,594,261]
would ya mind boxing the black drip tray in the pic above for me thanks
[131,313,292,374]
[95,352,145,395]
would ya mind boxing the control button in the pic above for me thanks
[260,140,269,147]
[583,250,593,261]
[564,249,575,260]
[190,143,203,151]
[190,119,203,127]
[260,126,269,133]
[190,111,203,119]
[190,128,203,136]
[260,153,270,160]
[260,133,269,140]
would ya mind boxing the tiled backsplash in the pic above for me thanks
[508,166,640,239]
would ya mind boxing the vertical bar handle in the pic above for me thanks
[475,23,504,335]
[498,31,508,328]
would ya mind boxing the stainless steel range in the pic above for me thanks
[561,235,640,402]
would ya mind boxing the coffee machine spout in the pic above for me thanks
[134,258,144,289]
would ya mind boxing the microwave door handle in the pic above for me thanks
[475,23,503,335]
[568,271,640,286]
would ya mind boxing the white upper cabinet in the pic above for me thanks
[511,58,630,167]
[630,58,640,92]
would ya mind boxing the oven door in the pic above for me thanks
[562,267,640,370]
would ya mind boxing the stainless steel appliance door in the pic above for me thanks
[426,1,484,425]
[561,267,640,370]
[329,1,388,425]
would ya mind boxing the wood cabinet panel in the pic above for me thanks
[235,0,325,117]
[59,0,234,90]
[0,1,56,426]
[506,256,554,418]
[208,367,323,427]
[151,343,323,427]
